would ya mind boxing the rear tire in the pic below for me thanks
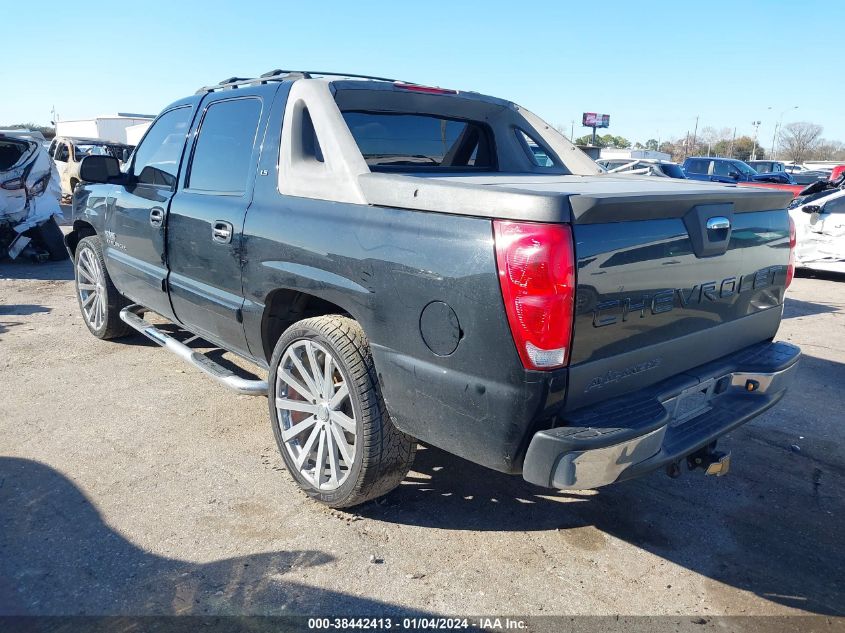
[269,315,416,508]
[74,236,132,339]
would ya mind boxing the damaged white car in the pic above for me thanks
[0,133,67,262]
[789,187,845,274]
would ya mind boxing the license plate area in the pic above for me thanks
[665,378,719,427]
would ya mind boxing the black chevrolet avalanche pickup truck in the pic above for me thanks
[66,70,800,508]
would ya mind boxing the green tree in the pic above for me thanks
[732,136,765,162]
[0,122,55,139]
[573,134,631,149]
[645,139,659,151]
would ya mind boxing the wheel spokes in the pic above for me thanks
[330,410,356,434]
[330,422,354,467]
[288,347,321,401]
[295,423,322,470]
[304,341,324,398]
[282,415,318,441]
[277,338,358,491]
[329,383,348,410]
[313,428,327,487]
[77,247,104,330]
[275,397,318,415]
[325,426,341,484]
[277,366,314,403]
[322,354,334,401]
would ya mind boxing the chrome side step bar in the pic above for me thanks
[119,305,268,396]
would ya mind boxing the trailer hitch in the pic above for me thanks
[687,443,731,477]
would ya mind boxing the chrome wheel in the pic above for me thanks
[275,339,357,491]
[76,246,106,331]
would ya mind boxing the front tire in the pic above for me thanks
[74,236,132,339]
[269,315,416,508]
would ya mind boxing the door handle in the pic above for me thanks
[149,207,165,228]
[212,221,233,244]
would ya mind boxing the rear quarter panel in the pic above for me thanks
[241,193,551,472]
[242,91,549,471]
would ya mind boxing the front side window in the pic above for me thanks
[735,161,756,176]
[55,143,69,162]
[342,111,495,171]
[187,98,262,193]
[132,106,192,190]
[713,161,735,177]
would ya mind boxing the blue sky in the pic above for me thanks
[4,0,844,146]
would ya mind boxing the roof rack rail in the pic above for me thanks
[196,69,414,94]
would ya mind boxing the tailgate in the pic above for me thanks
[565,190,793,411]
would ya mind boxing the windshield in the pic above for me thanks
[73,144,110,161]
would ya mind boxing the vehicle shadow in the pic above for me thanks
[0,259,73,281]
[0,304,51,316]
[795,268,845,283]
[0,456,435,617]
[0,304,50,339]
[360,353,845,616]
[782,297,843,318]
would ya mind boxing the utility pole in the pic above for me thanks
[570,120,575,141]
[728,127,736,158]
[691,116,699,156]
[750,120,761,161]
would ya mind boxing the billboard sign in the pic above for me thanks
[582,113,610,128]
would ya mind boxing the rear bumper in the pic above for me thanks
[522,340,800,490]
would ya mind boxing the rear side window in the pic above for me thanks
[824,196,845,214]
[133,106,193,190]
[187,98,262,193]
[342,111,495,170]
[515,129,557,167]
[684,159,708,174]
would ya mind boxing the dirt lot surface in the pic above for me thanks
[1,249,843,619]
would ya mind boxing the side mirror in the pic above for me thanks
[79,155,121,183]
[728,171,741,180]
[802,204,821,214]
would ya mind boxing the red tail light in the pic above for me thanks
[493,220,575,370]
[786,216,796,288]
[0,177,24,190]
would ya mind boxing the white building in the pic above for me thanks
[55,113,154,144]
[599,148,672,162]
[125,121,152,146]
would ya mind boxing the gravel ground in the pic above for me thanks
[1,247,843,618]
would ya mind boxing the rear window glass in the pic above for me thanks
[342,111,495,170]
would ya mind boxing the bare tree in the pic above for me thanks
[778,122,823,163]
[812,139,845,161]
